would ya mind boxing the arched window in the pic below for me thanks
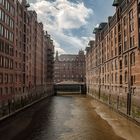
[125,71,128,83]
[120,75,122,85]
[124,55,128,66]
[130,52,135,65]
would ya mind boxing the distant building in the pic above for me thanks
[54,50,86,83]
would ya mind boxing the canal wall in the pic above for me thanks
[87,88,140,124]
[0,85,54,121]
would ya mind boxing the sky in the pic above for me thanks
[28,0,115,54]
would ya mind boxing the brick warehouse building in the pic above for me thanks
[0,0,54,116]
[86,0,140,122]
[54,50,86,84]
[0,0,15,115]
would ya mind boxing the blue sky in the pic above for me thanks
[28,0,115,54]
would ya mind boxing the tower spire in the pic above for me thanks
[56,51,59,61]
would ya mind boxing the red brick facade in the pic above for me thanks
[86,0,140,122]
[54,50,85,83]
[0,0,54,116]
[0,0,15,110]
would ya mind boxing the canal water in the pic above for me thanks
[0,95,140,140]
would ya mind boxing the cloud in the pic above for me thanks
[53,40,66,54]
[48,25,92,53]
[29,0,93,54]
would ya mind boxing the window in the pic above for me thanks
[115,73,118,83]
[111,31,113,38]
[5,57,9,68]
[9,46,14,56]
[114,27,116,35]
[120,60,122,70]
[131,76,134,86]
[118,23,121,32]
[120,75,122,85]
[0,73,3,84]
[111,73,113,83]
[0,24,4,36]
[123,16,126,26]
[102,78,104,84]
[125,71,128,83]
[15,74,17,82]
[0,40,4,52]
[124,30,127,38]
[130,52,135,65]
[124,41,127,51]
[10,87,13,94]
[10,6,15,17]
[0,55,3,67]
[9,32,14,42]
[107,74,109,83]
[115,47,117,56]
[5,87,8,94]
[5,73,8,83]
[111,61,113,71]
[5,43,9,54]
[0,9,4,21]
[130,22,134,32]
[129,9,133,21]
[10,74,13,83]
[10,19,14,29]
[115,37,117,44]
[130,36,135,48]
[119,45,122,55]
[0,88,2,96]
[124,55,128,66]
[0,0,4,5]
[4,28,9,39]
[10,59,13,69]
[115,60,117,70]
[118,34,121,43]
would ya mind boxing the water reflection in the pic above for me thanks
[13,96,127,140]
[11,95,140,140]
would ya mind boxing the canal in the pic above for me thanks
[0,95,140,140]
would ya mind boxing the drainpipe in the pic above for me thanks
[137,0,140,51]
[99,66,101,99]
[127,52,131,115]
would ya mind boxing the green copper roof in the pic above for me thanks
[93,28,98,34]
[112,0,119,6]
[98,23,107,30]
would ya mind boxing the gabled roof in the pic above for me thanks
[93,23,107,34]
[59,54,77,61]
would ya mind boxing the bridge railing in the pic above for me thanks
[54,84,86,95]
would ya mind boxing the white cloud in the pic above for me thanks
[53,40,66,54]
[29,0,93,54]
[95,24,99,28]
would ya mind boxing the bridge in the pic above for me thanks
[54,81,86,95]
